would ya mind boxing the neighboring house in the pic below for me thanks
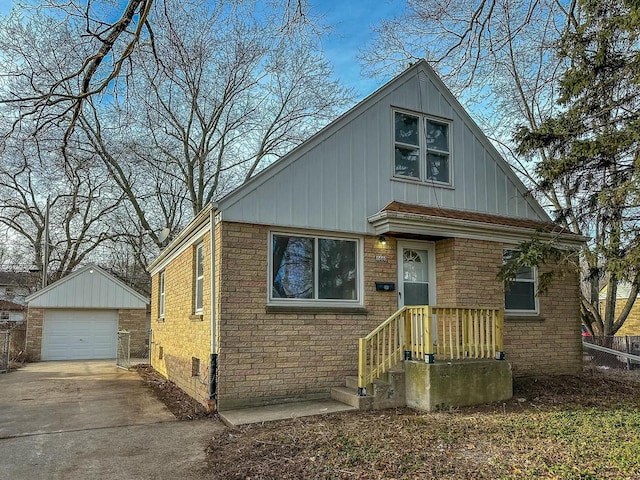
[599,282,640,336]
[0,299,26,324]
[25,265,149,361]
[147,61,586,412]
[0,272,37,323]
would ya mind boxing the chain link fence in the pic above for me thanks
[116,328,151,370]
[583,336,640,374]
[0,330,9,373]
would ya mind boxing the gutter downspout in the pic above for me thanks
[208,203,219,411]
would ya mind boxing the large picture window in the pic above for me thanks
[503,250,538,313]
[393,110,451,184]
[271,233,359,303]
[194,243,204,313]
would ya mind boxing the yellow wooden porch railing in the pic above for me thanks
[357,306,504,393]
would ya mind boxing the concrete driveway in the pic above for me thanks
[0,361,223,479]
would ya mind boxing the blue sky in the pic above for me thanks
[0,0,400,99]
[310,1,401,98]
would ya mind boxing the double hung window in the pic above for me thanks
[159,271,166,318]
[194,243,204,313]
[394,110,451,184]
[503,250,538,314]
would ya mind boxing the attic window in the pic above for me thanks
[0,311,9,321]
[394,110,451,185]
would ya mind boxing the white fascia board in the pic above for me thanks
[368,211,588,249]
[147,204,214,275]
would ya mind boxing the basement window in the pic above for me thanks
[191,357,201,377]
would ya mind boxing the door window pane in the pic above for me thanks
[319,239,357,299]
[404,282,430,306]
[403,249,430,306]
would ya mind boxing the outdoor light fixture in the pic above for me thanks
[379,235,387,246]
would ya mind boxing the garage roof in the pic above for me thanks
[26,265,149,309]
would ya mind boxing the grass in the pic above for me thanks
[204,372,640,479]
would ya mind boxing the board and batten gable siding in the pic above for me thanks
[26,265,148,309]
[219,62,547,234]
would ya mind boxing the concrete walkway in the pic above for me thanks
[219,398,357,427]
[0,360,175,438]
[0,361,224,480]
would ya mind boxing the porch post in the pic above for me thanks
[358,337,367,396]
[424,306,435,363]
[495,309,505,360]
[403,308,412,360]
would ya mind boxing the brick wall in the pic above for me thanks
[435,238,503,308]
[503,260,582,376]
[217,222,398,409]
[150,231,213,406]
[435,237,582,376]
[25,307,44,361]
[118,309,149,356]
[151,220,582,409]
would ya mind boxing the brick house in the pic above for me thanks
[147,61,586,412]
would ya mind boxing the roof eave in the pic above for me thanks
[147,203,215,274]
[368,210,588,248]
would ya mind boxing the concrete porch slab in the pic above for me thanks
[219,399,357,427]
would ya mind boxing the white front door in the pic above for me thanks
[397,241,436,308]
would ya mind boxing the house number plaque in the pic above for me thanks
[375,255,387,262]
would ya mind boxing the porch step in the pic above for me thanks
[330,386,373,410]
[333,365,407,411]
[345,375,358,390]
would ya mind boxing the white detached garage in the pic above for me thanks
[25,265,149,361]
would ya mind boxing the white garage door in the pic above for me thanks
[42,310,118,361]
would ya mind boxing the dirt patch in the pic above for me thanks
[203,372,640,479]
[132,364,216,421]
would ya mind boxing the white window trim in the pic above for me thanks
[194,243,204,313]
[267,231,364,307]
[159,270,166,318]
[503,249,539,316]
[392,108,453,187]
